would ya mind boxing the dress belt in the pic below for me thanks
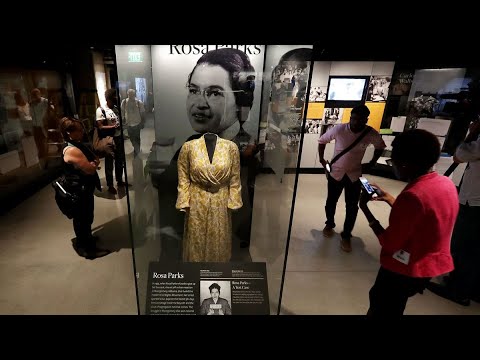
[195,183,226,194]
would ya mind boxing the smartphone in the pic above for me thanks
[360,177,379,197]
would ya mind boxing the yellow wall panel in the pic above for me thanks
[339,103,385,131]
[341,108,352,124]
[306,102,325,119]
[365,102,385,131]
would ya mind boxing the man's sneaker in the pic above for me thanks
[322,225,335,237]
[340,237,352,253]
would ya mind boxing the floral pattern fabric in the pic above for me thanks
[176,135,242,262]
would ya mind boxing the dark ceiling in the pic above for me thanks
[1,43,478,71]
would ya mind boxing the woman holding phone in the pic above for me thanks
[359,129,459,316]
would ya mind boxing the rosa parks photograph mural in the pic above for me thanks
[151,45,265,261]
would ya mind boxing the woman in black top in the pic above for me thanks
[60,117,109,259]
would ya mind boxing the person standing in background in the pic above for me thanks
[121,88,145,157]
[427,120,480,306]
[30,88,52,158]
[318,105,386,252]
[96,89,126,195]
[15,92,32,135]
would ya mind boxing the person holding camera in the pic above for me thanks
[359,129,459,316]
[60,117,110,259]
[318,105,385,252]
[96,89,126,195]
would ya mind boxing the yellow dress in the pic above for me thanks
[176,135,243,262]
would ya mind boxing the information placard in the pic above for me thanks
[146,262,270,315]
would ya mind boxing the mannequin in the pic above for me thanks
[204,133,217,163]
[176,133,243,262]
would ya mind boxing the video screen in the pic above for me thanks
[327,78,367,101]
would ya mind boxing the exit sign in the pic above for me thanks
[128,52,143,63]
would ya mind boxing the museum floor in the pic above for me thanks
[1,134,479,314]
[280,174,480,315]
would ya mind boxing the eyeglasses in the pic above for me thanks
[186,85,225,101]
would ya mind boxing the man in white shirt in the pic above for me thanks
[96,89,126,195]
[318,105,386,252]
[428,120,480,306]
[121,89,145,157]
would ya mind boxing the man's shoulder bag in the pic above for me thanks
[325,125,372,179]
[92,106,115,158]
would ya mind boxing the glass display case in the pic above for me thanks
[115,45,313,314]
[0,68,75,213]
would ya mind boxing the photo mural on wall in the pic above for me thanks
[367,75,392,102]
[309,86,327,102]
[264,47,313,175]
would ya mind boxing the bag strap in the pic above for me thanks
[59,120,98,165]
[443,162,459,177]
[100,106,106,121]
[443,161,469,194]
[136,99,146,124]
[62,142,74,156]
[331,126,372,166]
[457,165,466,191]
[454,162,469,193]
[135,99,141,115]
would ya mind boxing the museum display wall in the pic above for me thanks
[301,61,395,170]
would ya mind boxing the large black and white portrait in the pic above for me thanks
[151,46,265,148]
[368,76,391,102]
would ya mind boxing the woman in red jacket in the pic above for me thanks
[360,129,459,316]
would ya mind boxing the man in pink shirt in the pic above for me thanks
[318,105,386,252]
[359,129,459,316]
